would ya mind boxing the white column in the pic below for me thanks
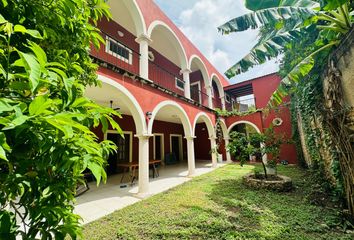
[135,34,152,80]
[209,137,218,168]
[224,137,232,163]
[220,95,226,110]
[185,136,196,176]
[135,134,151,197]
[205,85,213,109]
[180,68,191,99]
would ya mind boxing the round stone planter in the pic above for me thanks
[242,173,293,192]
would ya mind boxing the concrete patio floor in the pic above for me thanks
[74,161,225,224]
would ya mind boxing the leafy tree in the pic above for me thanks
[228,127,288,178]
[0,0,122,239]
[218,0,353,106]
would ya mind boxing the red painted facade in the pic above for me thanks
[89,1,298,167]
[225,74,298,164]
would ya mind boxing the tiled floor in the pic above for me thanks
[74,161,225,224]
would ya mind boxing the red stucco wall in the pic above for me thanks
[134,0,230,87]
[225,74,298,164]
[97,67,216,128]
[194,122,212,160]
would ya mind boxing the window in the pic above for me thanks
[105,36,132,64]
[175,77,184,91]
[225,94,231,103]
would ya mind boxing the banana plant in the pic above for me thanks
[218,0,353,107]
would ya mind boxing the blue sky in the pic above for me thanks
[154,0,279,84]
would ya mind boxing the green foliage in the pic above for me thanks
[0,1,121,239]
[281,30,345,205]
[219,0,353,107]
[228,127,289,177]
[215,106,260,117]
[82,164,353,239]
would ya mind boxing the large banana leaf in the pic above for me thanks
[224,23,304,78]
[245,0,319,11]
[218,0,318,34]
[268,40,340,107]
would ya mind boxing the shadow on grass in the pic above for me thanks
[204,165,353,240]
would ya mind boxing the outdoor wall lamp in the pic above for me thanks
[146,111,153,120]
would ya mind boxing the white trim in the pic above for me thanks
[147,20,188,69]
[227,121,261,134]
[175,77,185,91]
[110,0,147,35]
[188,55,210,89]
[148,100,193,137]
[170,134,183,162]
[105,36,133,64]
[97,75,147,135]
[225,94,231,103]
[148,51,155,62]
[153,133,165,162]
[192,112,215,138]
[211,73,224,98]
[190,81,201,104]
[104,130,133,162]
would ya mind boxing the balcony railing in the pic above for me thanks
[149,60,185,94]
[90,30,140,76]
[234,97,256,112]
[212,97,222,109]
[191,87,209,107]
[90,30,217,110]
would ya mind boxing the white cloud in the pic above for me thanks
[156,0,279,84]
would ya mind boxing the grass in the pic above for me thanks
[82,164,353,239]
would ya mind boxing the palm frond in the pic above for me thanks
[245,0,319,11]
[218,7,316,34]
[268,41,340,107]
[225,29,303,78]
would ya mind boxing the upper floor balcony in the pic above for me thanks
[224,96,256,112]
[90,13,225,111]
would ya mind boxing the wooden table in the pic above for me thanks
[117,160,162,185]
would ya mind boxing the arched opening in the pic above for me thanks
[108,0,146,36]
[189,56,210,107]
[92,1,146,76]
[228,121,262,163]
[211,74,224,109]
[85,75,146,176]
[193,113,215,166]
[148,101,193,176]
[147,21,188,94]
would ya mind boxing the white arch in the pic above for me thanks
[109,0,146,35]
[188,55,211,88]
[147,20,188,69]
[148,100,192,137]
[192,112,215,138]
[217,118,228,138]
[98,74,147,135]
[228,120,261,134]
[210,73,224,98]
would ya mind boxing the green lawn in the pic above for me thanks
[82,164,353,240]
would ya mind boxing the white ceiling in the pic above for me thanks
[109,0,137,36]
[150,26,183,68]
[84,83,194,125]
[85,83,132,116]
